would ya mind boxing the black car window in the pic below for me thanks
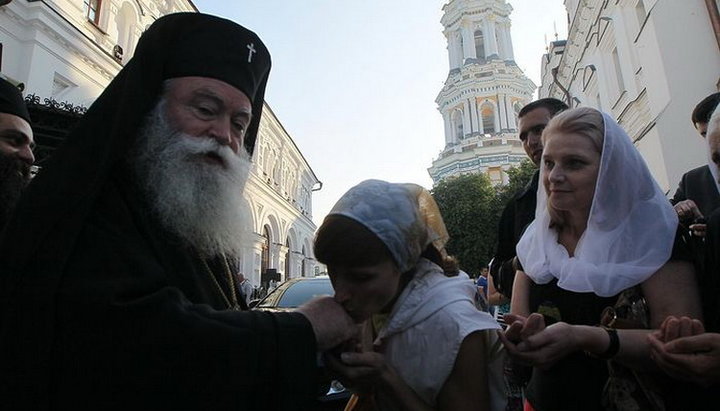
[277,280,334,308]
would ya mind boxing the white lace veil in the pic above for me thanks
[516,110,678,297]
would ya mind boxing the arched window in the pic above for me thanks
[474,30,485,59]
[261,225,271,274]
[452,110,464,139]
[481,103,496,134]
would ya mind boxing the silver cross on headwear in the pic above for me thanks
[247,43,256,63]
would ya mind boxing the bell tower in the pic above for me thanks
[429,0,535,185]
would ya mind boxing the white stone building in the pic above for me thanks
[0,0,322,287]
[539,0,720,192]
[429,0,536,185]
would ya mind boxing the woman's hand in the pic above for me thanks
[500,314,579,369]
[502,313,546,344]
[324,350,394,393]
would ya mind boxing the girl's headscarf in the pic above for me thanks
[327,180,449,273]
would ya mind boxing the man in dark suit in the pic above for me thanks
[671,92,720,237]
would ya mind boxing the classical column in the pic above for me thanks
[505,97,517,130]
[497,94,508,130]
[450,112,460,144]
[443,111,453,145]
[447,31,458,70]
[496,24,507,59]
[492,101,500,133]
[453,31,463,68]
[461,23,476,61]
[277,244,289,279]
[503,24,515,60]
[462,100,471,137]
[251,243,264,286]
[477,101,485,134]
[469,98,479,133]
[485,18,499,58]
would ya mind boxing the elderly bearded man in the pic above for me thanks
[0,13,355,410]
[0,77,34,229]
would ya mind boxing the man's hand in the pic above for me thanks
[674,199,702,222]
[648,315,720,386]
[296,296,357,351]
[689,223,707,237]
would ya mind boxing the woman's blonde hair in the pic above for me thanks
[541,107,605,227]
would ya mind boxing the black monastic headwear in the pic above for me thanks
[0,12,270,288]
[0,77,31,124]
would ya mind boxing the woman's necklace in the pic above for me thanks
[199,255,240,310]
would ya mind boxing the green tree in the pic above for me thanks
[431,161,538,276]
[431,173,500,276]
[497,159,538,205]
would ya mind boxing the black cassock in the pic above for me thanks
[0,13,318,411]
[2,173,317,410]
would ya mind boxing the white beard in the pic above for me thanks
[133,101,252,258]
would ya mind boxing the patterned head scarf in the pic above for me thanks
[327,180,449,273]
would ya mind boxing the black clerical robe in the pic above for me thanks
[0,172,318,410]
[0,13,319,410]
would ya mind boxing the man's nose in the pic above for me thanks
[17,145,35,165]
[527,132,541,148]
[207,119,233,147]
[333,285,351,304]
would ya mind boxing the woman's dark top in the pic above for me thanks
[525,280,617,411]
[521,226,692,411]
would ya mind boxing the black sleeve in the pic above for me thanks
[48,218,320,411]
[3,179,320,411]
[670,223,694,263]
[490,200,518,298]
[670,174,687,206]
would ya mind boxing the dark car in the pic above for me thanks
[251,276,349,410]
[251,276,335,311]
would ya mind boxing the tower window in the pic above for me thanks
[474,30,485,59]
[452,110,464,139]
[481,103,496,134]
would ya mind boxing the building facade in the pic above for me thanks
[539,0,720,192]
[429,0,536,185]
[0,0,322,287]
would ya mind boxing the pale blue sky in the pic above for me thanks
[193,0,568,226]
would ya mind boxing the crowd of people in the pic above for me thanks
[0,11,719,411]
